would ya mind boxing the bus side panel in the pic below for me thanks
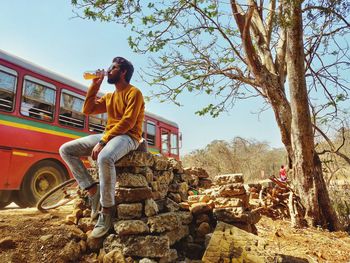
[0,114,86,154]
[0,149,11,189]
[0,118,79,189]
[6,151,67,190]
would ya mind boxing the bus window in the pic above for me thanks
[59,91,85,129]
[161,129,170,154]
[171,133,178,155]
[146,121,156,146]
[0,66,17,112]
[89,113,107,133]
[21,77,55,121]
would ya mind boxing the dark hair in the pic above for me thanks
[112,57,134,83]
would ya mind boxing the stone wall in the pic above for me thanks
[64,152,261,262]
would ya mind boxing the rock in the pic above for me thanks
[205,233,212,248]
[214,173,244,185]
[65,214,76,225]
[274,254,309,262]
[161,225,189,246]
[176,211,193,225]
[103,249,126,263]
[215,183,246,197]
[116,151,154,167]
[143,167,154,183]
[233,222,255,234]
[83,209,92,218]
[214,195,249,208]
[196,214,210,225]
[59,240,82,262]
[79,240,87,253]
[190,202,213,215]
[155,199,167,212]
[186,243,205,260]
[153,155,170,170]
[159,249,178,263]
[139,258,157,263]
[196,222,211,237]
[213,208,261,224]
[168,192,182,203]
[104,235,170,258]
[165,197,180,212]
[86,232,105,252]
[39,234,53,242]
[117,203,143,219]
[0,237,16,249]
[147,212,180,233]
[156,170,174,184]
[114,220,149,236]
[115,187,152,203]
[150,181,160,191]
[198,178,213,189]
[184,167,209,178]
[65,225,87,241]
[144,198,159,217]
[202,222,272,262]
[78,217,95,233]
[116,173,148,188]
[168,158,184,173]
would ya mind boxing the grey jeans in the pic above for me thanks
[59,134,139,207]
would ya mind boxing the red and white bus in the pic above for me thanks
[0,49,181,208]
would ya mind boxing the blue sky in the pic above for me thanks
[0,1,283,155]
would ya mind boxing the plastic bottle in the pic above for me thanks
[83,70,106,80]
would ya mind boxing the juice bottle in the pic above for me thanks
[83,70,106,80]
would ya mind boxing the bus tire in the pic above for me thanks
[14,160,68,208]
[0,190,12,209]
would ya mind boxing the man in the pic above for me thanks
[59,57,144,238]
[279,165,287,182]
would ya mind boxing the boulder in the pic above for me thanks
[114,220,149,236]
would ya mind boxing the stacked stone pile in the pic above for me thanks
[182,174,260,236]
[183,167,212,189]
[66,152,195,262]
[211,174,260,234]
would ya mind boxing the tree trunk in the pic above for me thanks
[285,0,340,230]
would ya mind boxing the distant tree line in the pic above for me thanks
[182,137,286,183]
[182,132,350,185]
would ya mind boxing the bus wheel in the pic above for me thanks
[0,191,12,209]
[14,160,67,208]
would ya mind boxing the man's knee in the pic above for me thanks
[97,153,114,166]
[59,143,68,157]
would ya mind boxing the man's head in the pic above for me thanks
[107,57,134,84]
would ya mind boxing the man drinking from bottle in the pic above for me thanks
[59,57,144,238]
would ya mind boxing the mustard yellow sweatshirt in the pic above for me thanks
[83,83,144,143]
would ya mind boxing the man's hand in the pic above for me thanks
[92,69,105,87]
[91,142,104,160]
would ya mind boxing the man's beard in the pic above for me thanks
[107,72,121,84]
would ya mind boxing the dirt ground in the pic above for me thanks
[0,204,350,263]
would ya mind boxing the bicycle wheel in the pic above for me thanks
[36,178,78,212]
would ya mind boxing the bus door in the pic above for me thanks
[161,128,171,157]
[0,149,11,189]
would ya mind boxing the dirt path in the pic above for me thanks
[0,205,74,263]
[256,217,350,263]
[1,205,350,262]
